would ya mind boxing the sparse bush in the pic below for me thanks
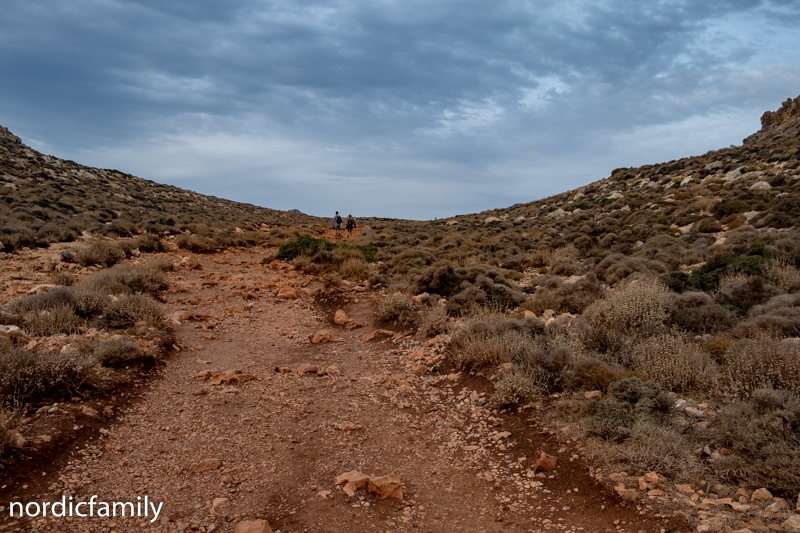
[148,256,174,272]
[413,264,527,311]
[94,337,146,366]
[8,286,77,315]
[630,334,720,392]
[37,224,78,243]
[716,275,781,315]
[591,418,701,481]
[586,396,637,441]
[699,332,734,364]
[609,377,663,405]
[0,405,21,459]
[103,294,163,328]
[445,286,487,316]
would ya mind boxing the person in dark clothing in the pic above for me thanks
[345,214,356,236]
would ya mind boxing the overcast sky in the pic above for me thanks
[2,0,799,219]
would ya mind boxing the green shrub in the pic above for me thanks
[276,236,336,260]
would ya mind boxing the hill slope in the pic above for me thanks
[0,126,320,252]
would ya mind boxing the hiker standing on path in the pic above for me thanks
[333,211,343,238]
[345,214,357,237]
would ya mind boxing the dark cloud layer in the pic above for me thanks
[1,0,798,218]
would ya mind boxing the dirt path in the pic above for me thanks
[4,249,686,533]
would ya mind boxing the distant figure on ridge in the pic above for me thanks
[332,211,343,237]
[345,214,357,237]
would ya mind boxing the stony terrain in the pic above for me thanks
[1,247,695,533]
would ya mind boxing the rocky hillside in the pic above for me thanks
[460,95,800,234]
[0,126,321,252]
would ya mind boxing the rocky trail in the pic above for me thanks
[1,248,688,533]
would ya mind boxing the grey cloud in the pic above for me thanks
[1,0,798,218]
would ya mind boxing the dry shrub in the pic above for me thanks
[715,275,781,315]
[147,256,174,272]
[61,241,126,267]
[717,270,749,290]
[175,234,217,252]
[418,304,448,337]
[94,337,146,366]
[666,291,735,333]
[338,257,369,281]
[0,346,98,400]
[630,334,720,392]
[737,293,800,337]
[135,234,167,253]
[569,358,632,392]
[764,259,800,293]
[23,304,82,337]
[0,405,21,459]
[451,319,534,370]
[492,365,551,406]
[78,264,167,298]
[588,418,702,482]
[377,294,418,326]
[527,273,604,315]
[527,248,552,267]
[7,286,77,315]
[725,336,800,398]
[712,389,800,495]
[584,278,669,335]
[699,332,735,364]
[103,294,163,328]
[51,272,76,286]
[550,244,578,266]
